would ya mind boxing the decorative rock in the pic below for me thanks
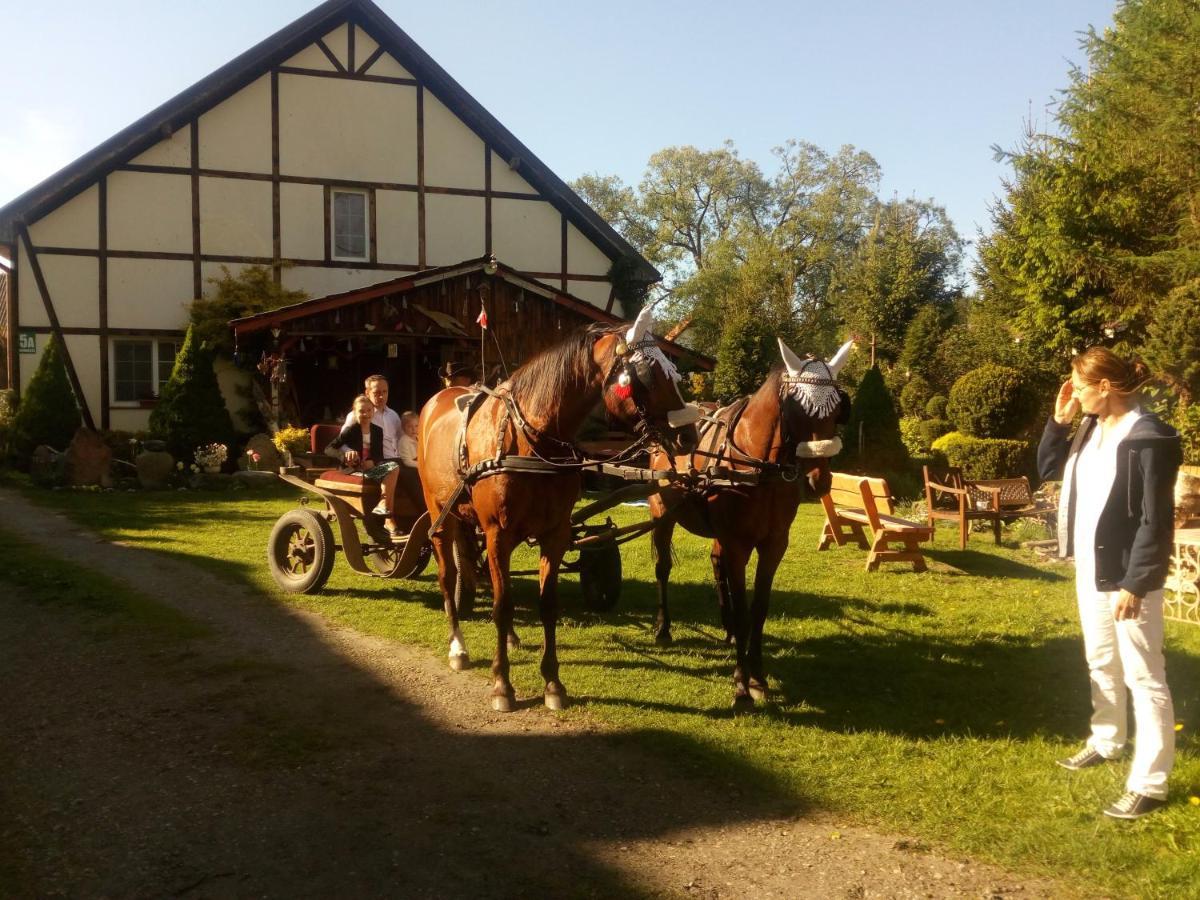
[241,433,283,473]
[29,445,64,486]
[136,450,176,490]
[65,427,113,487]
[232,469,277,488]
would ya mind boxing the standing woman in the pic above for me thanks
[1038,347,1182,819]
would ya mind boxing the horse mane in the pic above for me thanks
[506,322,621,416]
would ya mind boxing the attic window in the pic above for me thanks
[331,190,368,261]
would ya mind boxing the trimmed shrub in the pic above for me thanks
[149,325,235,461]
[899,374,934,418]
[930,431,1032,479]
[946,364,1038,439]
[837,365,909,472]
[899,416,924,457]
[917,417,953,451]
[11,335,81,460]
[925,394,948,419]
[1170,401,1200,466]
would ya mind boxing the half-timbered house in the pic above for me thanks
[0,0,671,431]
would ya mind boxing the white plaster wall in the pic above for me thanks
[63,333,102,428]
[108,259,194,328]
[17,252,49,327]
[28,185,99,249]
[128,124,192,168]
[425,194,484,266]
[425,93,484,190]
[354,26,379,67]
[493,199,560,272]
[375,189,418,263]
[198,75,273,174]
[200,261,256,297]
[567,280,612,311]
[366,51,413,79]
[199,177,273,258]
[283,42,337,71]
[107,171,192,253]
[490,151,538,194]
[566,223,612,277]
[214,355,257,430]
[321,23,350,69]
[279,75,417,183]
[37,256,100,328]
[281,265,386,299]
[108,408,151,431]
[280,182,326,260]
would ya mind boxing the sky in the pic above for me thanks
[0,0,1118,273]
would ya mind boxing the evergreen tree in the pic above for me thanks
[836,365,909,473]
[11,334,81,459]
[149,325,234,461]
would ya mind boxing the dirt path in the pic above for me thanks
[0,487,1071,899]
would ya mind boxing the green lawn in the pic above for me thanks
[12,478,1200,897]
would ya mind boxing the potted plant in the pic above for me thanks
[193,442,228,474]
[272,426,310,467]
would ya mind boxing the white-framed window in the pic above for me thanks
[331,189,368,260]
[110,338,181,404]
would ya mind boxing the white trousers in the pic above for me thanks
[1077,586,1174,799]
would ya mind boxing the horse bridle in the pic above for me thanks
[606,335,697,457]
[778,360,847,461]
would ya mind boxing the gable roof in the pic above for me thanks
[0,0,658,284]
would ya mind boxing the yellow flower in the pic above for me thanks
[934,718,945,725]
[1189,796,1200,806]
[1176,723,1184,732]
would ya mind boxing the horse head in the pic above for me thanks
[594,307,700,454]
[777,336,853,496]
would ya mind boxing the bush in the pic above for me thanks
[10,335,81,460]
[189,266,307,357]
[1170,401,1200,466]
[0,388,15,462]
[837,365,909,473]
[149,325,235,461]
[917,417,953,451]
[899,375,934,418]
[899,416,924,457]
[946,364,1038,439]
[925,394,948,419]
[272,426,310,456]
[930,431,1032,479]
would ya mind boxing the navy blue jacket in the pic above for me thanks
[1038,412,1181,596]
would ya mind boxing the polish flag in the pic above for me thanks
[476,305,488,329]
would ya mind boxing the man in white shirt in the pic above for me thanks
[340,374,401,465]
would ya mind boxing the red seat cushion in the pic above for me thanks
[310,423,343,454]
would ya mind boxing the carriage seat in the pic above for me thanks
[313,468,424,519]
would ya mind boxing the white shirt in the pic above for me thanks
[343,405,401,459]
[1071,406,1143,588]
[397,433,418,467]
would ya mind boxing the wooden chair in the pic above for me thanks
[922,465,1055,549]
[819,472,933,572]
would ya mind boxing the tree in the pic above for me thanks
[836,365,909,473]
[149,325,235,461]
[189,265,307,357]
[1141,279,1200,401]
[11,334,81,458]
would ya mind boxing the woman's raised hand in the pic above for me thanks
[1054,380,1080,425]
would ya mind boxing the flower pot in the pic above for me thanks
[203,465,221,474]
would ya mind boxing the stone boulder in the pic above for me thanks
[242,433,283,473]
[136,450,176,490]
[65,427,113,487]
[29,445,64,486]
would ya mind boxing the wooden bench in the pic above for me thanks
[819,472,933,572]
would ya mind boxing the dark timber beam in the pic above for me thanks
[17,224,96,430]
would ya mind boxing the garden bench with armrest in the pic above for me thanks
[819,472,933,572]
[923,465,1056,549]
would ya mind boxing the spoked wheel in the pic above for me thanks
[578,540,622,611]
[370,540,433,579]
[268,508,335,594]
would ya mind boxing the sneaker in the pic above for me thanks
[371,502,391,516]
[1056,746,1112,770]
[1103,791,1167,820]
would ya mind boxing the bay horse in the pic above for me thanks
[648,337,853,708]
[417,307,700,712]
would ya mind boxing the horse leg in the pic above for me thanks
[433,520,468,671]
[711,542,736,644]
[538,524,571,710]
[652,515,677,645]
[719,542,754,709]
[747,537,787,702]
[485,529,518,712]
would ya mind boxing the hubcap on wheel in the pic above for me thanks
[285,528,316,575]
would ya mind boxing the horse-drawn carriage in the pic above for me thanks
[266,306,853,711]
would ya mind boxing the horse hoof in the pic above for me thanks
[491,692,516,713]
[544,691,567,711]
[507,635,522,652]
[654,630,673,646]
[731,692,755,711]
[448,654,469,672]
[748,683,768,703]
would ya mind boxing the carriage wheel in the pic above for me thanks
[370,540,433,579]
[268,508,335,594]
[578,541,622,611]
